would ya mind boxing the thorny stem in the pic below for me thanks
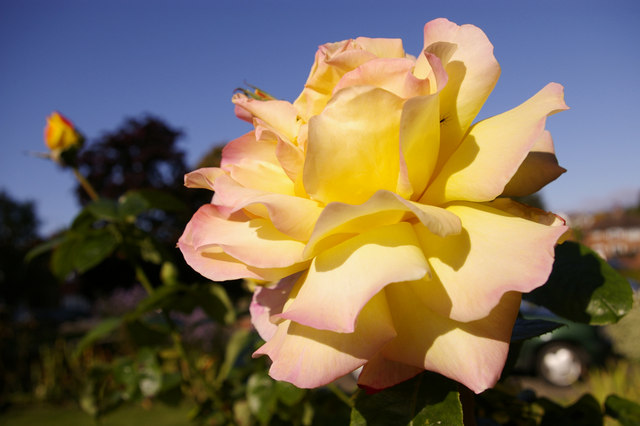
[134,264,229,419]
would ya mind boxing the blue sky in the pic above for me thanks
[1,0,639,235]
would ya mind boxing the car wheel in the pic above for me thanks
[535,342,587,386]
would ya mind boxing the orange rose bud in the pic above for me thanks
[44,112,80,152]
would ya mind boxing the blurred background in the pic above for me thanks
[1,0,640,424]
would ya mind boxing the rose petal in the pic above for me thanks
[279,222,429,333]
[221,131,279,170]
[184,167,224,191]
[254,291,396,388]
[334,58,433,99]
[501,130,566,197]
[423,83,569,204]
[178,204,309,281]
[419,18,501,165]
[357,355,423,392]
[304,190,461,258]
[382,285,521,394]
[411,201,566,322]
[213,174,322,241]
[398,93,441,199]
[304,86,404,204]
[232,95,300,142]
[250,273,301,340]
[294,38,405,121]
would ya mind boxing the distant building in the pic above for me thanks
[581,210,640,266]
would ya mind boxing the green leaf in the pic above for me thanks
[275,380,306,406]
[160,262,179,287]
[197,283,236,325]
[25,234,66,262]
[538,394,602,425]
[85,199,119,221]
[605,394,640,426]
[233,400,252,426]
[136,348,163,397]
[124,189,187,213]
[72,229,120,273]
[74,317,123,357]
[215,329,252,387]
[118,193,149,221]
[511,317,564,341]
[125,285,185,322]
[524,241,633,325]
[126,319,171,346]
[350,371,463,426]
[50,234,78,279]
[247,371,278,425]
[51,229,119,279]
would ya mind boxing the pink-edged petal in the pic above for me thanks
[294,38,405,121]
[220,131,279,170]
[334,58,432,99]
[250,273,301,341]
[304,190,461,258]
[304,86,404,205]
[279,222,429,333]
[398,93,441,199]
[357,354,423,392]
[382,285,522,394]
[178,204,309,282]
[213,174,322,241]
[275,137,305,183]
[412,201,566,323]
[352,36,405,58]
[254,291,397,388]
[232,94,300,142]
[180,236,302,283]
[419,18,501,164]
[423,83,569,204]
[502,130,566,197]
[220,128,306,197]
[184,167,224,191]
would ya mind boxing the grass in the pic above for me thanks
[0,401,193,426]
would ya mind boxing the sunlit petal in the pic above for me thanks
[254,291,396,388]
[412,201,566,322]
[304,86,404,204]
[382,285,521,393]
[423,83,569,204]
[280,222,428,332]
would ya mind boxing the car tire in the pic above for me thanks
[535,342,587,386]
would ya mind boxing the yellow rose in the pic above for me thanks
[44,111,81,152]
[179,18,568,393]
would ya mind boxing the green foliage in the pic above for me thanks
[524,241,633,325]
[74,317,123,356]
[350,372,463,425]
[605,394,640,426]
[605,293,640,360]
[511,317,564,341]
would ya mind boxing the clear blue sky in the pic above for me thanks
[1,0,639,235]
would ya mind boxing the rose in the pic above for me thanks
[179,18,568,393]
[44,111,81,152]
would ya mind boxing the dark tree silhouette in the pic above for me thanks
[75,116,187,204]
[0,191,58,309]
[70,116,224,297]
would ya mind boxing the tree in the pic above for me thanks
[0,191,57,309]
